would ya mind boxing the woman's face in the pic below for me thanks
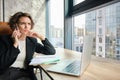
[17,17,32,35]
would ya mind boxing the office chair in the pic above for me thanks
[0,22,12,35]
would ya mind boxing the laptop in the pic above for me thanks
[47,35,93,76]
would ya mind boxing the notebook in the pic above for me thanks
[47,35,93,76]
[29,55,60,65]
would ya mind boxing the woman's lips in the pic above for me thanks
[24,30,29,32]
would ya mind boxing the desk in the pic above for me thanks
[36,48,120,80]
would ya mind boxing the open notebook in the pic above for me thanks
[47,35,93,76]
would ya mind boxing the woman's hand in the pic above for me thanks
[11,29,21,48]
[27,31,45,41]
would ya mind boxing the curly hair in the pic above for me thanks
[8,12,34,30]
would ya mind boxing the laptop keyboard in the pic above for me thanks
[62,60,80,74]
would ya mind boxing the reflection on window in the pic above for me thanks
[49,0,64,48]
[73,2,120,60]
[74,0,85,5]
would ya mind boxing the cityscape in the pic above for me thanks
[49,2,120,60]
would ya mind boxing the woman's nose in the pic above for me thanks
[24,24,31,29]
[25,24,28,28]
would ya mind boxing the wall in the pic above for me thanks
[1,0,46,36]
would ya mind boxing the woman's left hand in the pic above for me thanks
[27,31,45,40]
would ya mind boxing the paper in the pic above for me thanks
[29,55,60,65]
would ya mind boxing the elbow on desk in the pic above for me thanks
[50,48,56,55]
[45,48,56,55]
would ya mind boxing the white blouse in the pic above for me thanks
[11,40,26,68]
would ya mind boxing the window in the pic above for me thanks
[72,1,120,60]
[117,50,119,54]
[98,10,102,25]
[99,46,102,52]
[99,37,102,43]
[76,46,79,52]
[99,28,102,34]
[72,14,85,52]
[72,12,95,54]
[47,0,64,48]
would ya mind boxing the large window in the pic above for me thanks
[48,0,64,48]
[72,1,120,60]
[72,12,96,54]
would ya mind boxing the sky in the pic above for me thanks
[50,0,64,28]
[74,14,85,28]
[50,0,85,28]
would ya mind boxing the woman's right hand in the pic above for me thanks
[11,28,21,48]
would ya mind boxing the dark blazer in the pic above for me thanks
[0,35,56,80]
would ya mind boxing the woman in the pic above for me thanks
[0,12,56,80]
